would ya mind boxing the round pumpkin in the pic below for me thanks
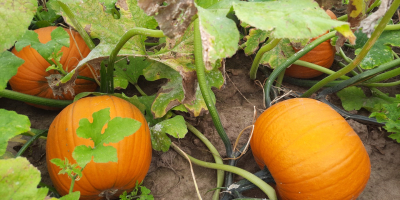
[46,95,152,199]
[285,10,337,79]
[251,98,370,200]
[10,26,98,110]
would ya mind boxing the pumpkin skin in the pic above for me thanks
[251,98,370,200]
[10,26,97,110]
[46,95,152,200]
[285,10,337,79]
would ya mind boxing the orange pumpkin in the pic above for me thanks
[251,98,370,200]
[285,10,337,79]
[46,95,152,199]
[10,26,98,110]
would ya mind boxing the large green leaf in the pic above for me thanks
[0,51,25,91]
[197,4,240,70]
[0,157,48,200]
[354,30,400,69]
[52,0,157,66]
[72,108,141,167]
[1,0,37,52]
[233,0,355,40]
[114,56,152,85]
[370,96,400,143]
[0,109,30,157]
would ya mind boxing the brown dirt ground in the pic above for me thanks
[2,49,400,200]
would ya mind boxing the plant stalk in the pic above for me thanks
[100,28,165,93]
[194,18,232,156]
[301,0,400,97]
[57,1,95,50]
[0,89,72,108]
[249,38,282,80]
[263,31,336,106]
[171,143,277,200]
[186,122,224,200]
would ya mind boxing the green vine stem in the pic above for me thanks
[364,61,400,83]
[370,87,398,101]
[15,130,48,157]
[57,1,95,50]
[101,28,165,93]
[0,89,72,107]
[301,0,400,98]
[194,18,232,156]
[249,38,282,80]
[186,122,224,200]
[171,143,278,200]
[293,60,351,80]
[263,31,336,106]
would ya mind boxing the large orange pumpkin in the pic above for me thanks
[251,98,370,200]
[46,95,152,199]
[285,10,337,79]
[10,26,98,110]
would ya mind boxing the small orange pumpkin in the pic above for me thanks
[285,10,337,79]
[46,95,152,199]
[251,98,370,200]
[10,26,98,110]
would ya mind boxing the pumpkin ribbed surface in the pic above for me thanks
[285,10,336,79]
[251,98,370,200]
[10,26,97,110]
[46,95,152,200]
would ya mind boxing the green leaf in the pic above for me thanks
[244,28,269,55]
[138,95,164,126]
[114,76,129,90]
[370,102,400,143]
[112,93,146,114]
[0,109,30,157]
[60,191,81,200]
[0,157,48,200]
[354,30,400,69]
[233,0,354,40]
[50,157,83,178]
[337,86,398,112]
[150,115,188,152]
[195,0,220,8]
[53,0,157,67]
[143,62,224,118]
[259,38,295,69]
[197,5,240,70]
[114,56,151,84]
[14,30,41,52]
[0,51,25,91]
[1,0,37,52]
[72,108,141,167]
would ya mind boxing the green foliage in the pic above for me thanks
[1,0,37,52]
[0,51,25,91]
[51,0,157,66]
[15,27,70,64]
[244,29,269,55]
[337,86,400,112]
[114,57,151,85]
[354,30,400,69]
[197,4,240,70]
[59,191,80,200]
[233,0,354,39]
[72,108,141,167]
[32,1,62,29]
[0,109,30,157]
[259,38,295,69]
[0,157,48,200]
[119,181,153,200]
[50,157,82,179]
[370,97,400,143]
[150,115,188,152]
